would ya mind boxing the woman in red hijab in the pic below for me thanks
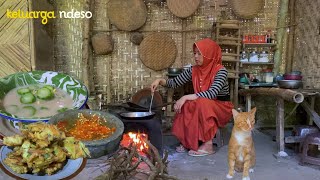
[151,38,233,156]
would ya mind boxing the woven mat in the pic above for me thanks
[131,88,163,109]
[230,0,264,19]
[107,0,147,31]
[139,33,177,71]
[167,0,200,18]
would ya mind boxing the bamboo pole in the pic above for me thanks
[28,0,36,71]
[285,0,295,73]
[239,88,304,103]
[273,0,289,75]
[82,0,95,94]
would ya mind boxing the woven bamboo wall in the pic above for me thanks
[51,0,282,105]
[293,0,320,89]
[0,0,33,77]
[53,0,85,79]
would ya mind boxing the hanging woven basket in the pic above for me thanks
[107,0,147,31]
[167,0,200,18]
[139,33,177,71]
[230,0,264,19]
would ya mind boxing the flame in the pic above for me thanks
[121,132,148,153]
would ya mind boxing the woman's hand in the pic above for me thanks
[150,78,166,93]
[174,94,198,113]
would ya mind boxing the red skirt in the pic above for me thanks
[172,97,233,151]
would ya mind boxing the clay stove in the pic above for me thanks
[106,106,163,156]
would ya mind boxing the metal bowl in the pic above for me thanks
[277,80,303,89]
[49,109,124,159]
[167,68,183,74]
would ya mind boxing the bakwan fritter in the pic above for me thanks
[2,122,90,175]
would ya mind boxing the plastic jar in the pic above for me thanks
[249,51,259,62]
[259,51,269,62]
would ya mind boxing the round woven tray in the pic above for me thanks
[230,0,264,19]
[167,0,200,18]
[139,33,177,71]
[107,0,147,31]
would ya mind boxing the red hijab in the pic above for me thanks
[192,38,223,93]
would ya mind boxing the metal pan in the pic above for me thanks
[119,111,156,119]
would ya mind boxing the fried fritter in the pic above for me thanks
[63,137,90,159]
[3,134,24,146]
[3,122,89,175]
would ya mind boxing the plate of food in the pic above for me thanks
[0,122,89,180]
[0,71,88,124]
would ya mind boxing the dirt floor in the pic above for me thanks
[164,124,320,180]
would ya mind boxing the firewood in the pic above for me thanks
[94,141,178,180]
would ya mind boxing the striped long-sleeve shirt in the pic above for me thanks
[166,66,229,99]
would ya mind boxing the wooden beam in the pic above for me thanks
[82,0,95,94]
[301,101,320,129]
[285,0,296,73]
[276,98,285,152]
[274,0,289,75]
[239,88,304,103]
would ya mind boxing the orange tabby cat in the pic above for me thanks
[227,108,256,180]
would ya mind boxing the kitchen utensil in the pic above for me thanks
[149,93,154,113]
[0,146,86,180]
[277,80,303,89]
[168,68,183,74]
[49,109,124,159]
[290,71,302,75]
[0,71,88,124]
[283,74,303,80]
[119,111,156,119]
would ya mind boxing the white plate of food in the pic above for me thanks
[0,146,86,180]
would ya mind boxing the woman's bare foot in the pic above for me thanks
[188,140,215,156]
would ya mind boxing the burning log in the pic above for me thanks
[95,141,178,180]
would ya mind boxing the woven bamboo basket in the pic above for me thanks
[230,0,264,19]
[107,0,147,31]
[167,0,201,18]
[139,33,177,71]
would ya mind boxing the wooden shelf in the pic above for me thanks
[222,58,240,62]
[216,25,241,29]
[227,75,239,79]
[243,43,277,47]
[218,42,241,46]
[222,53,239,57]
[217,37,242,41]
[241,62,274,65]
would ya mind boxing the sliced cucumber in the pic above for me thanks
[57,107,69,113]
[43,85,54,91]
[17,88,30,95]
[22,106,37,117]
[20,93,36,104]
[36,87,54,100]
